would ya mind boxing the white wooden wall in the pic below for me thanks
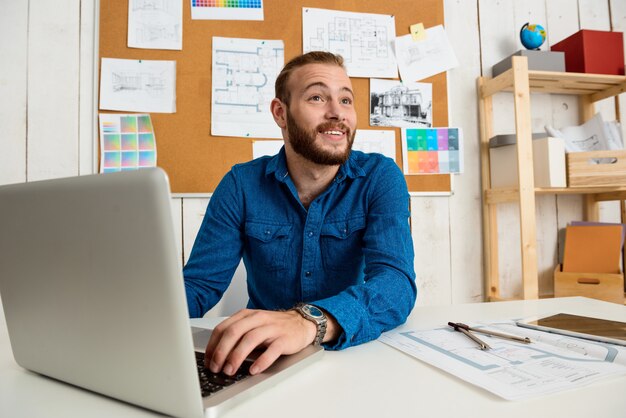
[2,0,625,315]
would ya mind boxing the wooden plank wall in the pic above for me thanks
[2,0,625,316]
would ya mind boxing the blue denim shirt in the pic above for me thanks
[183,148,417,350]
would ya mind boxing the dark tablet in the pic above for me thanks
[517,313,626,347]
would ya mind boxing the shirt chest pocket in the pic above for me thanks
[320,216,366,272]
[245,222,292,271]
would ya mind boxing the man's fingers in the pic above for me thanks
[203,309,316,376]
[249,342,283,375]
[204,309,255,368]
[206,310,273,373]
[221,326,274,375]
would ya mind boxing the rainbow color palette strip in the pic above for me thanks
[191,0,263,20]
[99,114,157,174]
[401,128,463,174]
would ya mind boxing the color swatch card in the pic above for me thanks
[191,0,263,20]
[99,114,157,173]
[401,127,463,174]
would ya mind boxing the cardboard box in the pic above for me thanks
[489,136,566,188]
[492,50,565,77]
[554,265,625,304]
[551,30,625,75]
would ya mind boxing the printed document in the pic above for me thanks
[380,320,626,400]
[395,25,458,82]
[302,7,397,78]
[100,58,176,113]
[211,37,284,139]
[128,0,182,50]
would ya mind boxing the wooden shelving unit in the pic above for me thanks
[478,55,626,301]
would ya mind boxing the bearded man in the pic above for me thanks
[184,51,416,376]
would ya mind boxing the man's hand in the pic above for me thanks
[204,308,323,376]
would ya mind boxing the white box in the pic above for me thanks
[489,136,566,188]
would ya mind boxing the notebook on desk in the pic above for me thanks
[0,168,322,418]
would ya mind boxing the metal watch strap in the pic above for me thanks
[294,303,327,346]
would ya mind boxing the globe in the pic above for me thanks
[520,22,546,50]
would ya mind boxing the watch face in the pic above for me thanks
[304,304,323,318]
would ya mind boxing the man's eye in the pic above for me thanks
[341,98,353,105]
[309,95,323,102]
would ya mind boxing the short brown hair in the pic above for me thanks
[275,51,345,105]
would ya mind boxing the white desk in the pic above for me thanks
[1,297,625,418]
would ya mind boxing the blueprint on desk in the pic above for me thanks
[379,320,626,400]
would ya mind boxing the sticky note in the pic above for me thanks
[410,23,427,41]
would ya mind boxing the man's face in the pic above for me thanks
[282,63,357,166]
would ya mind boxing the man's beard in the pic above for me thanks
[286,108,355,166]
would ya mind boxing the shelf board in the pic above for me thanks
[485,186,626,204]
[480,69,626,100]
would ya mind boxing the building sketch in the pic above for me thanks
[132,0,174,12]
[111,70,167,97]
[128,0,182,50]
[370,85,432,128]
[100,58,176,113]
[132,23,181,45]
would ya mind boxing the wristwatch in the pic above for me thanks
[293,303,327,346]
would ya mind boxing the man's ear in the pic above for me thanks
[270,98,287,129]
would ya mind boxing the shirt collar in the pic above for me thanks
[266,146,366,183]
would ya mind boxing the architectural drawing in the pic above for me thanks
[303,8,397,78]
[211,37,284,139]
[128,0,182,50]
[100,58,176,113]
[111,71,168,97]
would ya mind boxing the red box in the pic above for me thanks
[551,30,624,75]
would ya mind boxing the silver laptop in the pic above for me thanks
[0,168,322,418]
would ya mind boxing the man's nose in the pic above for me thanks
[325,100,345,121]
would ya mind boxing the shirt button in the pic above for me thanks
[265,229,271,235]
[307,231,314,237]
[305,271,312,277]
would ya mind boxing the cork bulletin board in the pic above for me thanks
[99,0,450,194]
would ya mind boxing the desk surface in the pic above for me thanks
[1,296,625,418]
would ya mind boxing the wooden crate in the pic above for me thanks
[567,150,626,187]
[554,264,625,304]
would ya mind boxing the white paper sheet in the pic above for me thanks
[99,58,177,113]
[302,7,397,78]
[252,140,283,159]
[191,0,264,20]
[380,321,626,401]
[128,0,182,50]
[545,113,616,152]
[370,79,432,128]
[395,25,458,82]
[353,129,396,161]
[211,37,283,139]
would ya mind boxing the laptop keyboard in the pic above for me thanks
[195,351,252,397]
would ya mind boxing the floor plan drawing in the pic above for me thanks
[211,37,284,139]
[303,8,397,78]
